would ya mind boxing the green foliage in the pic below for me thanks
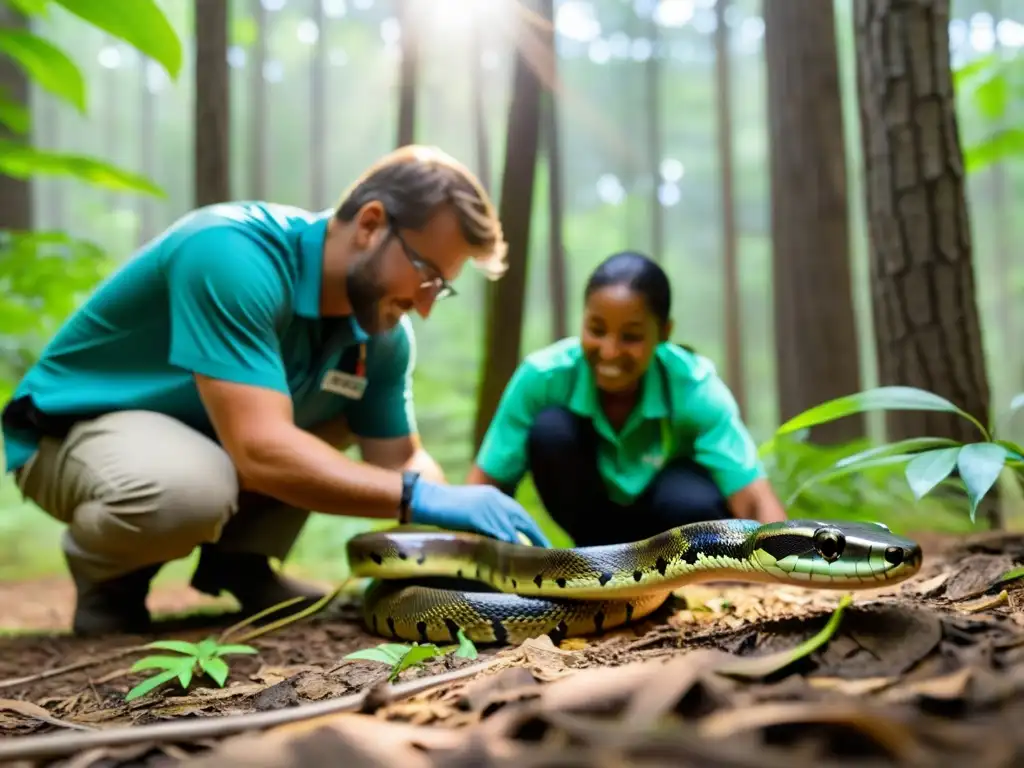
[343,629,479,682]
[0,0,182,397]
[124,637,258,702]
[954,51,1024,172]
[764,385,1024,523]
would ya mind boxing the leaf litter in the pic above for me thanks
[4,531,1024,765]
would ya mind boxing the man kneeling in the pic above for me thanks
[1,146,549,636]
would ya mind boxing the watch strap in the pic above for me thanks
[399,470,419,524]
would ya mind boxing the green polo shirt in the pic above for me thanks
[2,201,417,475]
[475,338,764,505]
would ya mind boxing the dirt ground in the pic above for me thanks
[2,530,1024,766]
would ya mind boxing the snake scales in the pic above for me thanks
[346,519,923,645]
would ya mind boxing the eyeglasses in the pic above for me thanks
[389,227,457,302]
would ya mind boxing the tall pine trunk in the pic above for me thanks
[764,0,864,444]
[854,0,991,443]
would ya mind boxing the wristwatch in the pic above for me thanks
[398,470,419,524]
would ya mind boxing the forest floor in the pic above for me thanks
[2,529,1024,767]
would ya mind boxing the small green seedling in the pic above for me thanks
[343,629,478,682]
[125,637,258,702]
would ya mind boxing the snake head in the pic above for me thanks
[750,519,923,588]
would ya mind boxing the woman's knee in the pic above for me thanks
[649,459,730,522]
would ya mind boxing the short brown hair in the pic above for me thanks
[334,145,507,280]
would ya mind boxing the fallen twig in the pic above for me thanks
[0,657,503,762]
[0,645,149,692]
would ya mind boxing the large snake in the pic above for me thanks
[346,519,923,646]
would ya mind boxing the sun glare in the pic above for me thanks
[414,0,515,36]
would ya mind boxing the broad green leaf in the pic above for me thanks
[200,657,230,686]
[716,593,853,679]
[953,52,998,86]
[904,447,961,500]
[53,0,182,79]
[832,437,959,470]
[124,668,179,702]
[389,644,441,681]
[4,0,50,14]
[455,629,478,659]
[177,665,194,689]
[145,639,201,656]
[774,386,986,441]
[973,70,1008,121]
[996,439,1024,463]
[0,28,85,112]
[957,443,1009,522]
[0,141,164,196]
[130,655,194,673]
[784,454,919,507]
[196,638,220,658]
[213,644,259,657]
[344,644,412,665]
[964,128,1024,174]
[0,90,29,134]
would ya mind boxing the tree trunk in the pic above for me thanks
[854,0,991,443]
[395,0,419,148]
[194,0,231,207]
[765,0,864,444]
[248,1,267,198]
[472,0,546,452]
[714,0,746,417]
[545,88,567,342]
[0,3,32,232]
[309,0,326,208]
[543,0,567,343]
[645,15,664,264]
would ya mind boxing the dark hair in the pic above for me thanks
[584,251,671,330]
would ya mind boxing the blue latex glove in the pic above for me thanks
[409,479,551,547]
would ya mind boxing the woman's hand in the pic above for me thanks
[727,479,788,524]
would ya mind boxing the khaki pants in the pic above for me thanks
[14,410,352,584]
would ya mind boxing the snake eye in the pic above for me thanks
[813,528,845,562]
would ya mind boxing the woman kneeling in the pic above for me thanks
[467,251,787,547]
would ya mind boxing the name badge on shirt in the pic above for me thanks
[321,343,368,400]
[321,370,367,400]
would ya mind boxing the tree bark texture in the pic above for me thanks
[543,0,567,344]
[0,3,32,232]
[854,0,991,443]
[194,0,231,207]
[714,0,746,418]
[764,0,864,444]
[472,0,546,452]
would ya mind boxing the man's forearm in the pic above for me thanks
[236,423,405,519]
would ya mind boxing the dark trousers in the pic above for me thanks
[521,406,730,547]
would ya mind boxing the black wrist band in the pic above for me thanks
[399,470,419,524]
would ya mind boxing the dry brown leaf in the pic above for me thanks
[882,667,974,703]
[0,698,95,731]
[698,701,926,763]
[807,676,897,695]
[250,664,321,686]
[620,650,736,728]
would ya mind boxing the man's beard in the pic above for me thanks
[345,254,387,334]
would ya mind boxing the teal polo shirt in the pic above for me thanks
[474,338,764,505]
[2,201,417,474]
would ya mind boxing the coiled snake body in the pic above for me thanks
[346,519,922,645]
